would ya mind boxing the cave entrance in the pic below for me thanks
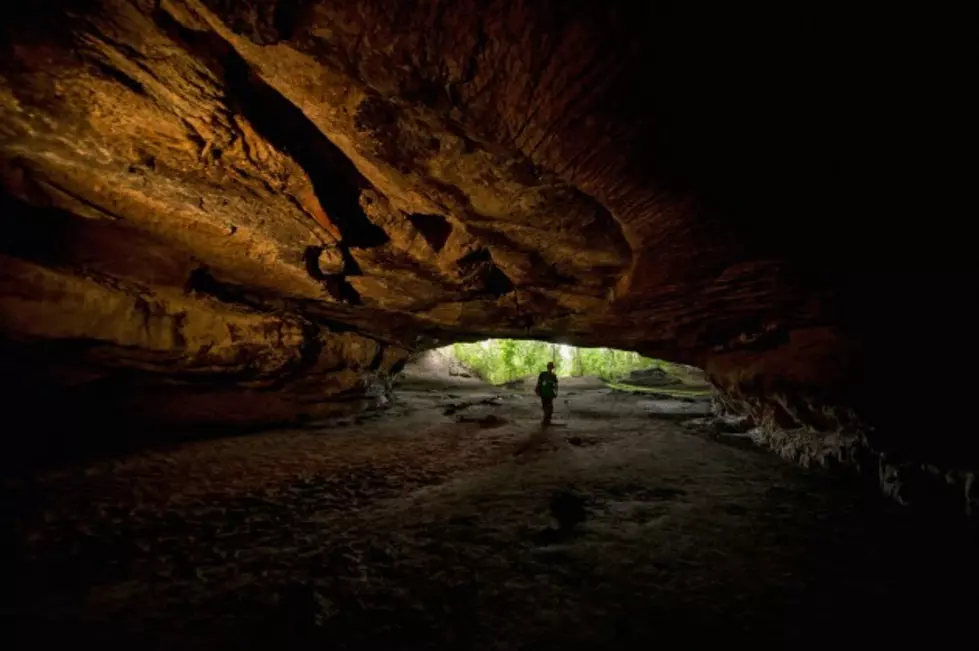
[427,339,709,394]
[393,338,713,430]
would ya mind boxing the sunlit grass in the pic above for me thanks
[605,381,711,397]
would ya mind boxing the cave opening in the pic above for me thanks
[436,338,706,388]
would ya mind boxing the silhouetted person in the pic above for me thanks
[535,361,558,425]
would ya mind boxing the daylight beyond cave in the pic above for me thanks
[447,340,660,384]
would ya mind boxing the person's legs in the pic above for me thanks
[541,397,553,425]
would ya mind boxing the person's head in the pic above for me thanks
[546,362,555,371]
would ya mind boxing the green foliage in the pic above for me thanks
[449,340,660,384]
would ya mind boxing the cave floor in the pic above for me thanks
[6,375,977,649]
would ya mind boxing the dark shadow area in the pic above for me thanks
[301,246,362,304]
[4,364,977,649]
[483,265,514,297]
[186,265,245,303]
[0,192,77,263]
[456,248,514,297]
[407,213,453,252]
[0,327,382,474]
[0,349,245,473]
[0,374,379,476]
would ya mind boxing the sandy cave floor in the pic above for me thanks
[4,374,978,649]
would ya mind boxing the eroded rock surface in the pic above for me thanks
[0,0,972,502]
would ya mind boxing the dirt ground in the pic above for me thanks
[5,372,977,649]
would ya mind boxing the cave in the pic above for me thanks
[1,1,975,647]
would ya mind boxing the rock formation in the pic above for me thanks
[0,1,973,513]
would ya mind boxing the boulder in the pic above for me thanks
[623,368,682,388]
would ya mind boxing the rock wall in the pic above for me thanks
[0,250,408,464]
[0,0,972,491]
[704,313,979,524]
